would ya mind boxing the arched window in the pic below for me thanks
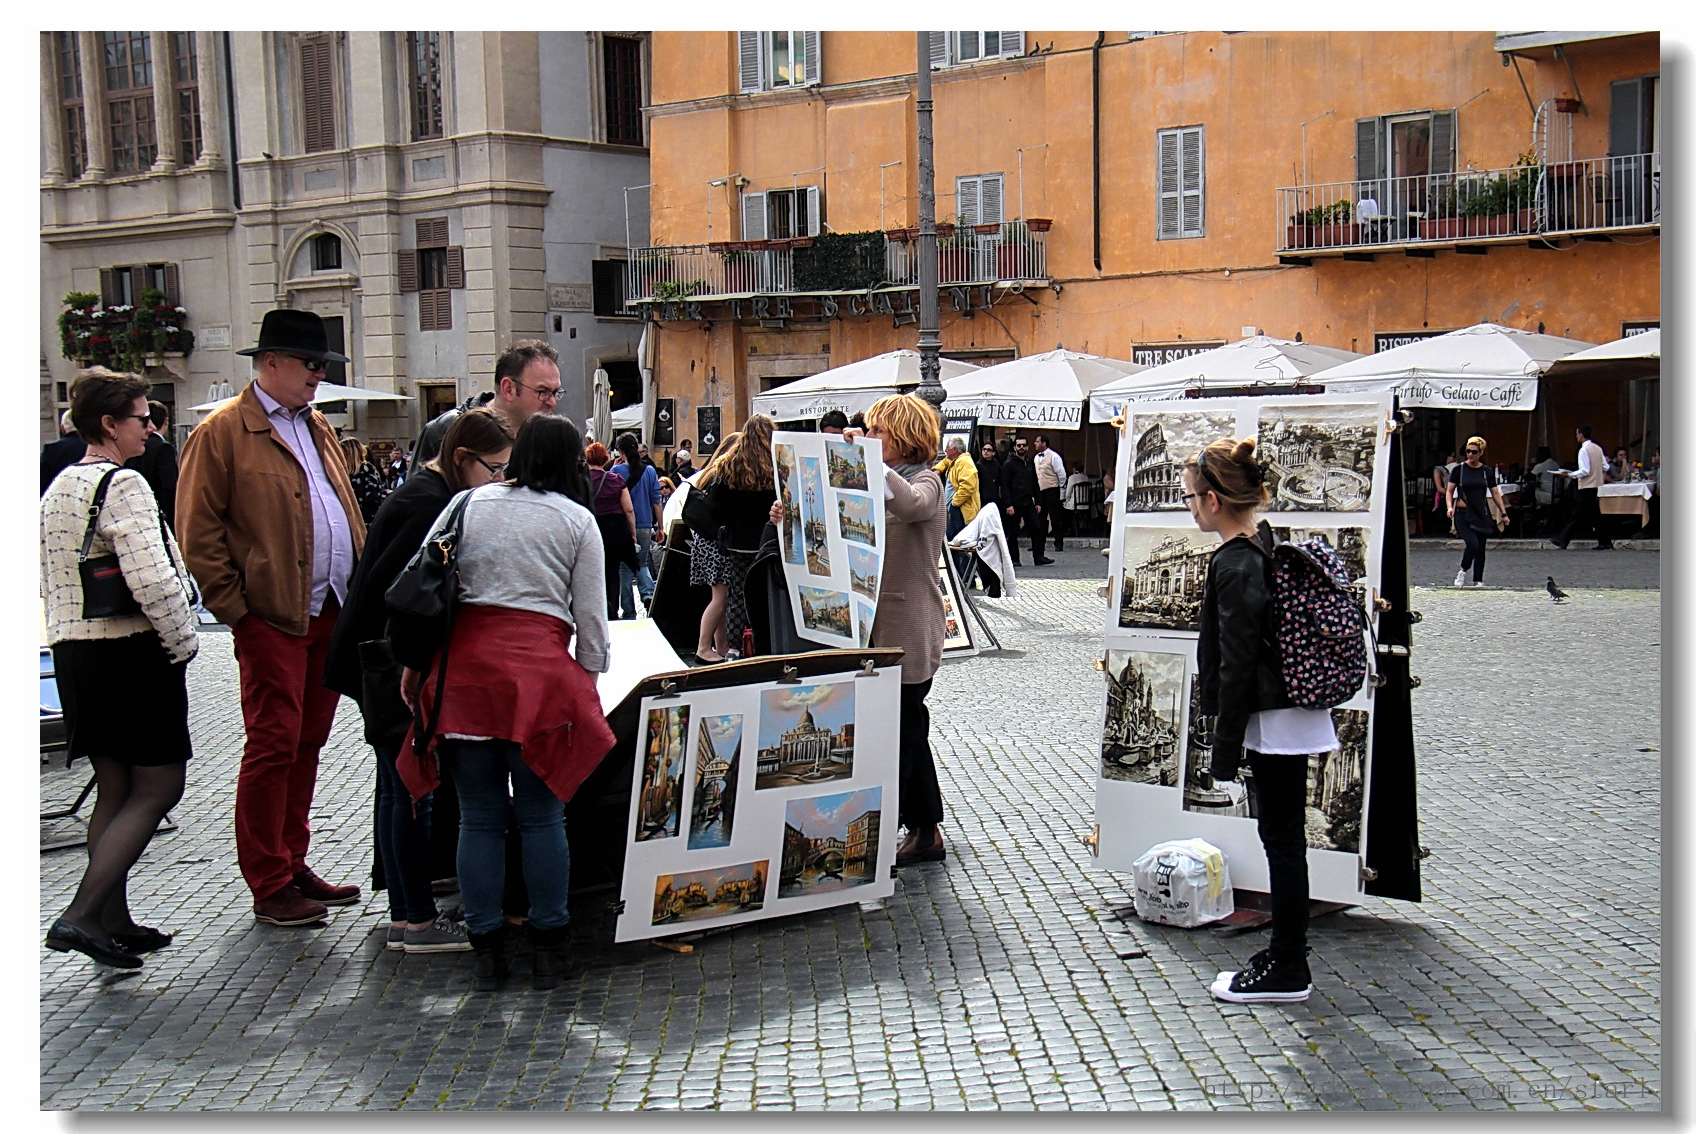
[312,232,342,271]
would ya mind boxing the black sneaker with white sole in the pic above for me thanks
[1210,948,1313,1004]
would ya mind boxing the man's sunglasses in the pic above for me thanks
[290,355,329,374]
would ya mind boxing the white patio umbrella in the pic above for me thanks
[1309,322,1596,411]
[749,349,982,421]
[941,348,1142,430]
[1089,335,1364,417]
[1544,328,1659,374]
[187,381,410,413]
[611,402,644,432]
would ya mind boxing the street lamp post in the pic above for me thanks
[914,33,945,412]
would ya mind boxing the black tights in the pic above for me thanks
[1247,750,1310,961]
[61,757,185,935]
[1457,523,1488,583]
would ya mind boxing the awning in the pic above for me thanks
[1544,328,1659,379]
[1307,323,1597,411]
[187,381,410,413]
[1088,335,1362,416]
[750,349,982,420]
[941,348,1143,430]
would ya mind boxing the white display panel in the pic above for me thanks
[1093,394,1394,904]
[615,666,902,941]
[771,432,888,650]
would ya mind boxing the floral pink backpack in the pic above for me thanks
[1269,539,1368,708]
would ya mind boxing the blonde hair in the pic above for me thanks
[864,394,940,464]
[1183,436,1269,509]
[339,437,367,474]
[1465,435,1487,454]
[696,414,775,491]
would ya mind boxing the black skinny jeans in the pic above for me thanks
[899,679,944,829]
[1457,522,1489,582]
[1248,750,1309,961]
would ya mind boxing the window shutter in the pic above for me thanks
[446,246,465,289]
[1180,127,1204,236]
[1429,109,1456,176]
[929,31,949,70]
[741,191,767,240]
[1609,78,1644,155]
[804,185,821,236]
[417,288,435,330]
[1354,115,1385,207]
[398,249,419,292]
[1000,31,1023,58]
[738,32,762,93]
[163,263,180,305]
[956,176,980,225]
[300,37,334,153]
[1157,130,1181,238]
[100,268,118,307]
[416,217,448,247]
[801,32,821,86]
[129,266,149,303]
[981,175,1004,225]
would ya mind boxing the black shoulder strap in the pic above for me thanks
[78,467,123,563]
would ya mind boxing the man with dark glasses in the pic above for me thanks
[177,308,368,928]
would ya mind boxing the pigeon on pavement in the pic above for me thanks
[1546,576,1569,603]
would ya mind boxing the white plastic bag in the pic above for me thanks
[1131,838,1234,927]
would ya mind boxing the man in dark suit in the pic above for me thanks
[125,400,179,526]
[40,409,87,495]
[1002,436,1048,566]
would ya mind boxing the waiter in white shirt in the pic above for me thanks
[1032,434,1068,552]
[1551,423,1613,551]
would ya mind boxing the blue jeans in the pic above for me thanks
[442,738,570,935]
[946,504,970,578]
[374,743,436,924]
[617,527,657,616]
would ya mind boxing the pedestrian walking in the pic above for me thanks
[1032,434,1066,551]
[1002,437,1046,565]
[176,308,368,928]
[586,442,642,620]
[1552,424,1614,551]
[324,408,515,957]
[1183,436,1324,1003]
[1446,436,1508,586]
[41,408,88,495]
[687,416,777,662]
[396,414,614,992]
[935,436,980,578]
[340,437,389,525]
[123,402,179,527]
[613,431,663,610]
[42,367,199,969]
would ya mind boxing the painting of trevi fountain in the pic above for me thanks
[1118,528,1218,632]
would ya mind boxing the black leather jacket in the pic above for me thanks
[1002,454,1038,504]
[1196,521,1292,762]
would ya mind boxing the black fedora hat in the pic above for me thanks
[235,309,350,363]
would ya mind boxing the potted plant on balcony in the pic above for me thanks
[937,230,976,284]
[996,219,1033,279]
[1285,201,1357,248]
[1025,217,1053,232]
[58,292,102,362]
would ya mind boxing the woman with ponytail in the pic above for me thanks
[1184,436,1331,1004]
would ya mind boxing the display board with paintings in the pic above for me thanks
[1093,393,1393,904]
[615,665,902,941]
[937,550,976,656]
[771,432,888,650]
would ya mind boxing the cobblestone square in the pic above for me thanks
[40,552,1660,1111]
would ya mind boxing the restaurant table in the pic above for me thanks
[1599,482,1653,523]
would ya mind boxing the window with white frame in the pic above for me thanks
[738,32,821,92]
[929,31,1022,68]
[741,186,820,240]
[956,174,1004,226]
[1156,125,1205,239]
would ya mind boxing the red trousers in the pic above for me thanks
[231,602,341,900]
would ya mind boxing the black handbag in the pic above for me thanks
[77,466,192,619]
[681,478,720,541]
[384,488,473,666]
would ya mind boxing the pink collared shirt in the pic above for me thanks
[251,380,355,615]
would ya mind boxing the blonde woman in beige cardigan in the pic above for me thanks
[42,368,199,970]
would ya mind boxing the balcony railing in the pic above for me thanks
[1275,153,1660,255]
[627,225,1048,304]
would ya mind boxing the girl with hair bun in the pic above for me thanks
[1183,435,1331,1004]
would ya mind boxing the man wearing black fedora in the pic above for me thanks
[177,309,369,927]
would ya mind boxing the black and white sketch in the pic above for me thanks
[1118,528,1219,632]
[1126,410,1239,511]
[1257,403,1378,512]
[1180,680,1249,817]
[1100,650,1185,785]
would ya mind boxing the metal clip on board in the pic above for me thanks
[654,678,680,700]
[777,665,801,685]
[856,658,877,677]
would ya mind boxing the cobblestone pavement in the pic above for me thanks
[40,564,1659,1111]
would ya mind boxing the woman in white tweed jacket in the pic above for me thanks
[41,368,198,971]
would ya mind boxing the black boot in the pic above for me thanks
[468,925,509,992]
[529,923,586,991]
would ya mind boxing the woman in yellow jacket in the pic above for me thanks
[935,437,979,576]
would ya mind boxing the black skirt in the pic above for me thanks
[52,634,192,766]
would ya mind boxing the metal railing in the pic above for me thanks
[626,227,1047,303]
[1275,153,1659,253]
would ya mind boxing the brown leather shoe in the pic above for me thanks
[293,868,362,906]
[254,885,329,926]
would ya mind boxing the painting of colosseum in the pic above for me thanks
[1125,410,1239,511]
[1256,404,1379,512]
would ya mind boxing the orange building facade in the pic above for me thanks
[637,30,1659,470]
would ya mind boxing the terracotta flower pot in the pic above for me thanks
[1025,217,1053,232]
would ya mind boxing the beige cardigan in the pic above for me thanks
[870,466,946,685]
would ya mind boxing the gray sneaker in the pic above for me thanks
[403,915,473,954]
[385,923,405,951]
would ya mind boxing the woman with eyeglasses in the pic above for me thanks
[42,367,199,969]
[324,409,515,958]
[396,414,614,993]
[1445,435,1507,587]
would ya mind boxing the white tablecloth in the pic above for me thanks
[1599,482,1654,500]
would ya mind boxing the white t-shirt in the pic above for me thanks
[1243,707,1338,755]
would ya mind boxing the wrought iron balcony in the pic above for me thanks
[626,224,1049,305]
[1275,153,1659,260]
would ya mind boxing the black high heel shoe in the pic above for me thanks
[45,919,144,968]
[110,926,173,953]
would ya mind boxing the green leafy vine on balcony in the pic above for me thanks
[59,288,196,372]
[792,231,887,291]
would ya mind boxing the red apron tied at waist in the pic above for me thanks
[398,604,616,805]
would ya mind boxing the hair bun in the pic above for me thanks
[1230,438,1258,464]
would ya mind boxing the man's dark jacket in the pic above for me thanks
[1002,453,1038,505]
[40,435,86,495]
[125,433,179,526]
[974,455,1004,506]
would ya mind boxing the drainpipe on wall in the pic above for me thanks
[1092,32,1105,271]
[223,31,240,210]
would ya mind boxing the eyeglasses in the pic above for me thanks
[1181,492,1200,505]
[475,456,508,478]
[515,381,562,402]
[1465,448,1481,455]
[120,413,153,425]
[290,356,329,373]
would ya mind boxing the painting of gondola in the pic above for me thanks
[635,704,689,841]
[1118,527,1219,632]
[798,586,853,640]
[1125,411,1239,511]
[778,788,882,898]
[1257,403,1378,512]
[687,713,743,851]
[756,680,855,789]
[836,492,877,548]
[651,860,769,926]
[1100,650,1185,785]
[800,455,831,575]
[846,544,880,601]
[826,438,869,490]
[1181,679,1249,816]
[775,443,804,566]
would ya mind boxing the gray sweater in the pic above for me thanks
[424,483,610,673]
